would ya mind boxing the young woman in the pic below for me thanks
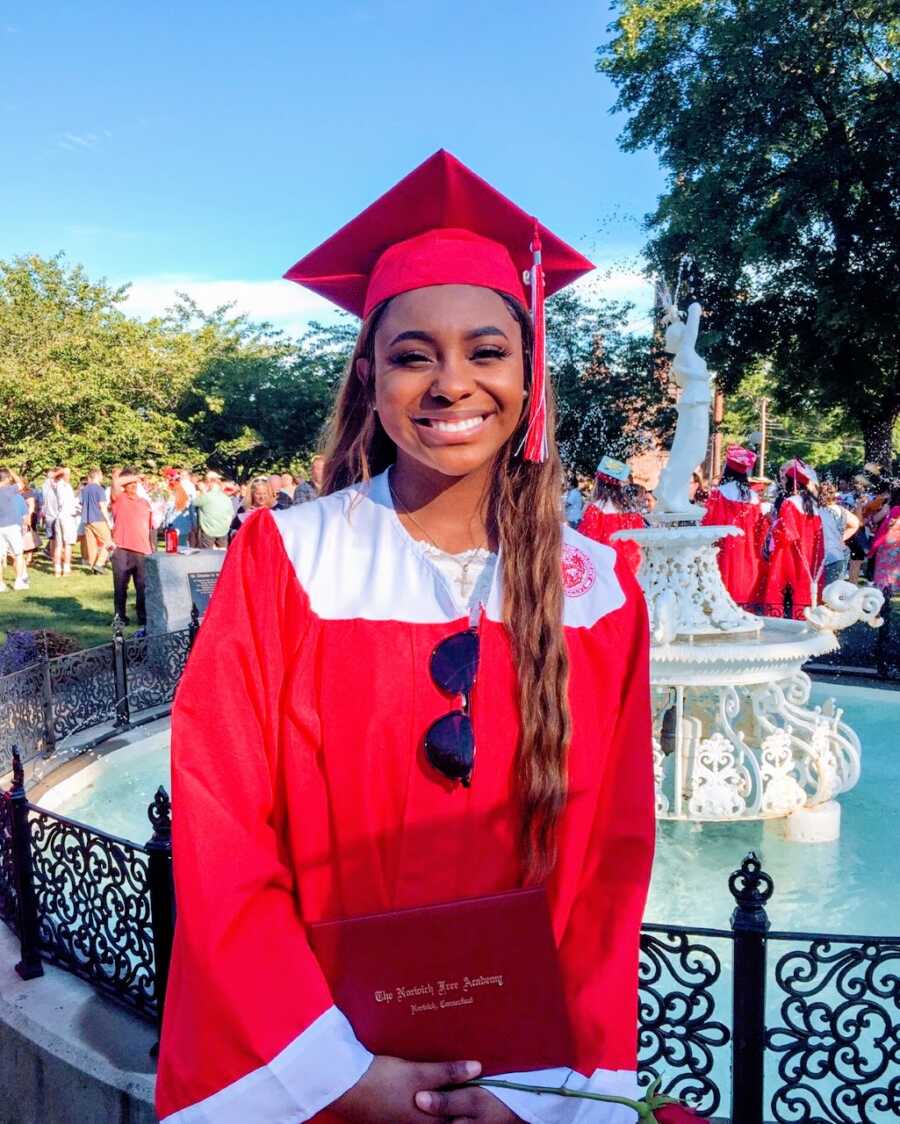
[577,456,645,575]
[229,475,277,540]
[156,152,656,1124]
[700,445,767,609]
[758,459,825,619]
[162,469,196,548]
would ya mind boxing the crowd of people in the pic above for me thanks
[569,447,900,617]
[0,456,325,629]
[1,446,897,632]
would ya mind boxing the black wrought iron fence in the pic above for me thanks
[0,788,17,934]
[1,749,172,1022]
[0,662,47,768]
[1,749,897,1124]
[0,618,196,776]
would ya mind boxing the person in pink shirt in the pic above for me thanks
[109,466,153,628]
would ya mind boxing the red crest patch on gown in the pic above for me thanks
[561,544,596,598]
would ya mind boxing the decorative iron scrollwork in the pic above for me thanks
[0,663,47,768]
[637,927,730,1116]
[124,630,190,714]
[729,851,774,924]
[766,937,900,1123]
[148,787,171,842]
[27,808,156,1014]
[49,644,117,740]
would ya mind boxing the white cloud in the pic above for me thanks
[59,132,101,152]
[121,277,341,336]
[120,270,656,339]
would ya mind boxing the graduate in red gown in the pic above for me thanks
[577,455,645,575]
[758,459,825,619]
[701,444,767,609]
[156,152,659,1124]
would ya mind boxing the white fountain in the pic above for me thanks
[614,288,883,842]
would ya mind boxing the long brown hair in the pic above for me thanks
[322,294,571,882]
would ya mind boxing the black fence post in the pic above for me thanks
[146,787,175,1040]
[9,749,43,980]
[112,617,130,728]
[39,650,57,755]
[729,852,773,1124]
[188,603,200,650]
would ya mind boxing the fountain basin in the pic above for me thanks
[651,616,837,686]
[35,683,897,934]
[613,517,883,826]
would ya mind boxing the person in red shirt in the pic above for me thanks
[701,444,768,609]
[758,459,825,619]
[577,455,645,575]
[109,466,153,628]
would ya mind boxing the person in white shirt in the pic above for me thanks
[44,466,80,577]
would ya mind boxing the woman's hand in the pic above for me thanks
[331,1056,520,1122]
[415,1083,521,1121]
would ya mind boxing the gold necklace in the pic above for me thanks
[389,476,487,597]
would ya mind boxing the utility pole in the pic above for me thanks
[759,397,768,478]
[706,387,725,484]
[712,389,724,480]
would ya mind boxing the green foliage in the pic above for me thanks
[547,290,675,475]
[0,255,358,481]
[719,363,874,477]
[0,254,197,475]
[0,254,675,484]
[166,296,352,479]
[599,0,900,469]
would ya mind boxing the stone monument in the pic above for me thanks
[144,550,226,635]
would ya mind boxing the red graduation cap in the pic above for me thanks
[283,149,594,462]
[725,444,757,474]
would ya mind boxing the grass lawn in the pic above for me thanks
[0,551,138,650]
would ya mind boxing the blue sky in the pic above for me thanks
[1,1,666,334]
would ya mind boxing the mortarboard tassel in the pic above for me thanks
[522,222,547,463]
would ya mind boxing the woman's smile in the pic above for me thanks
[412,410,495,443]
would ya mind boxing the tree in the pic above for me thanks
[719,363,865,476]
[171,298,356,479]
[547,290,675,475]
[0,254,198,475]
[599,0,900,471]
[0,256,357,482]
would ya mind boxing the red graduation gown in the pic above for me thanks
[155,470,654,1123]
[758,498,825,619]
[701,486,767,608]
[577,504,645,576]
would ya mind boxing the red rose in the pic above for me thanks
[655,1106,708,1124]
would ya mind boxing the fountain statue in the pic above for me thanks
[653,296,711,519]
[614,284,883,841]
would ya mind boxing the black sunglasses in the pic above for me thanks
[425,628,479,787]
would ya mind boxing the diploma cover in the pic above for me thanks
[309,887,573,1075]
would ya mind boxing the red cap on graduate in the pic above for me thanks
[724,444,757,474]
[283,149,594,462]
[782,458,817,488]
